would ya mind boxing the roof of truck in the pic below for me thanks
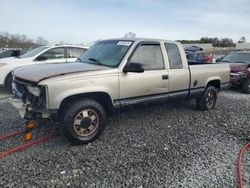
[102,38,179,43]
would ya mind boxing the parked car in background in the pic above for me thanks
[10,38,230,144]
[220,50,250,93]
[214,55,225,63]
[0,48,29,59]
[184,45,203,52]
[0,44,88,91]
[186,51,206,64]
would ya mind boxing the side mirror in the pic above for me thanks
[123,62,144,73]
[36,56,47,61]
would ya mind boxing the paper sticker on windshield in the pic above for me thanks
[117,41,132,46]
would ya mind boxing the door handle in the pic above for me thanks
[162,75,168,80]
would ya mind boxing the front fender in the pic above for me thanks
[47,87,116,110]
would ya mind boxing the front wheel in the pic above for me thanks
[196,86,217,111]
[61,98,106,145]
[242,79,250,94]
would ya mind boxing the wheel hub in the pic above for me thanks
[206,91,215,107]
[80,117,92,128]
[73,109,99,137]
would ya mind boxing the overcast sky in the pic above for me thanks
[0,0,249,44]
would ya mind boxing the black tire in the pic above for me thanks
[242,79,250,94]
[5,74,13,93]
[196,86,217,111]
[60,98,106,145]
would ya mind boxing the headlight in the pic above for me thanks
[0,63,6,67]
[26,86,41,96]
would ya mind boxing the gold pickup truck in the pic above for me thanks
[10,38,230,144]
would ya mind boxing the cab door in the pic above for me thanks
[118,42,169,105]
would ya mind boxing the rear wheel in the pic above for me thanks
[196,86,217,110]
[5,74,13,93]
[61,98,106,145]
[242,79,250,94]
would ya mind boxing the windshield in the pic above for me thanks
[221,53,250,63]
[20,46,49,58]
[78,40,133,67]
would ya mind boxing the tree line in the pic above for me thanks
[124,32,247,48]
[177,37,246,48]
[1,31,247,49]
[0,31,48,48]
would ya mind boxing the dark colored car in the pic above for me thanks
[220,51,250,93]
[184,45,203,52]
[0,48,29,59]
[186,51,206,65]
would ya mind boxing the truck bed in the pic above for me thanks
[189,63,230,90]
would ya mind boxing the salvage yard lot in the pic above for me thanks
[0,88,250,187]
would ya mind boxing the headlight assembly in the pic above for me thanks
[26,85,41,96]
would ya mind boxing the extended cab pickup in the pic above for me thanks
[10,38,230,144]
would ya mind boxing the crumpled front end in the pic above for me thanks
[230,64,249,85]
[9,77,51,119]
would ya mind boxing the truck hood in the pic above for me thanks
[13,62,110,83]
[229,63,249,73]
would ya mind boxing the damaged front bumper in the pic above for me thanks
[9,97,51,119]
[230,72,247,85]
[9,97,28,118]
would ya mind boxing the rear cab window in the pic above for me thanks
[164,43,183,69]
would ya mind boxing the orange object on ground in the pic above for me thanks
[24,119,36,141]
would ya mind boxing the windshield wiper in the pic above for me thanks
[88,58,106,66]
[221,60,230,62]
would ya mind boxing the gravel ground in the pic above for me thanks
[0,88,250,187]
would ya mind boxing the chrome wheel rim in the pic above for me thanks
[73,109,99,137]
[206,91,215,109]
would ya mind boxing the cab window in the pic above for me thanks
[165,43,183,69]
[67,47,87,58]
[130,44,164,70]
[36,47,65,61]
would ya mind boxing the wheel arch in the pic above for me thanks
[205,78,221,91]
[58,92,115,115]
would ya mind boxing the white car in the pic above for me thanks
[0,44,88,91]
